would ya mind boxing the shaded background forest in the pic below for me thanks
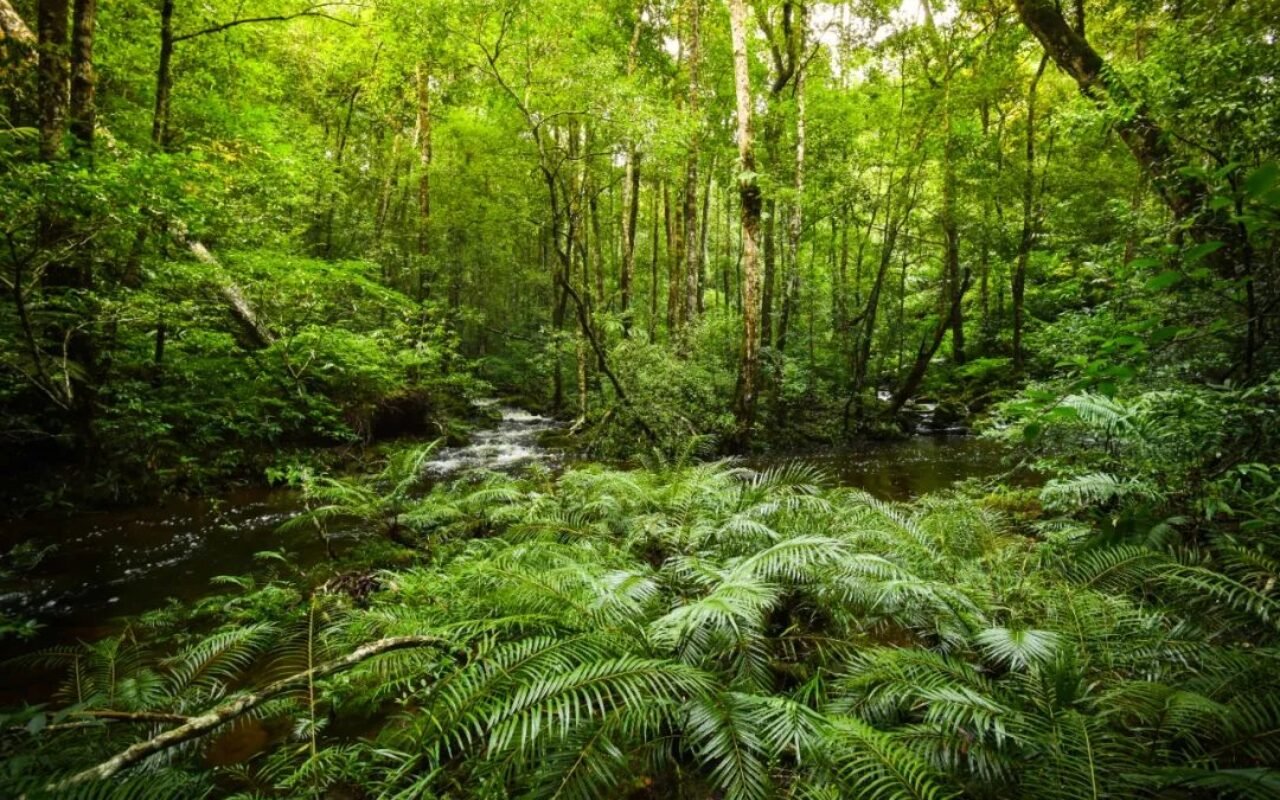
[1,0,1278,504]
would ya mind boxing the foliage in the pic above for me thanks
[5,459,1279,797]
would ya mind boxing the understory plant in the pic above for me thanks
[3,460,1278,799]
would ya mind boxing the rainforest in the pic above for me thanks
[2,0,1279,797]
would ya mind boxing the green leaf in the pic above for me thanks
[975,627,1060,669]
[1184,241,1224,264]
[1244,162,1279,198]
[1146,271,1183,291]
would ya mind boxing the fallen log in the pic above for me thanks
[185,236,278,349]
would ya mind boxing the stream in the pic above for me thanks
[1,405,1011,669]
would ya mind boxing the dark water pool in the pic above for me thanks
[751,435,1018,500]
[1,488,320,652]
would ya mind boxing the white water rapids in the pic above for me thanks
[423,402,560,475]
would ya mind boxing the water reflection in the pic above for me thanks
[751,435,1016,500]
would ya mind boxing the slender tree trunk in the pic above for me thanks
[619,6,643,337]
[978,103,994,345]
[374,134,402,247]
[152,0,173,146]
[68,0,94,152]
[887,284,964,416]
[942,136,964,365]
[923,1,964,365]
[698,165,712,312]
[322,84,359,259]
[761,194,776,348]
[549,226,566,413]
[664,180,681,333]
[415,63,432,261]
[722,180,733,310]
[621,153,641,337]
[777,39,805,354]
[37,0,69,162]
[649,181,659,343]
[681,0,702,331]
[728,0,761,448]
[1014,54,1048,373]
[589,165,605,324]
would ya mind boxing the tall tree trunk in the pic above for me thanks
[322,83,359,259]
[589,162,605,325]
[754,0,802,351]
[923,0,964,365]
[761,194,776,348]
[546,227,565,413]
[621,153,641,336]
[374,134,402,248]
[37,0,68,162]
[942,136,964,365]
[728,0,761,449]
[68,0,94,151]
[649,181,659,343]
[722,179,733,310]
[664,180,681,333]
[699,164,712,312]
[152,0,173,146]
[619,6,644,337]
[415,63,432,261]
[1014,54,1048,373]
[776,33,806,355]
[681,0,702,331]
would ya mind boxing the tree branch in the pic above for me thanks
[55,635,445,788]
[174,3,357,43]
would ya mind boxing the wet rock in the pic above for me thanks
[926,400,969,432]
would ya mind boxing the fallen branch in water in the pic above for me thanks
[54,635,445,789]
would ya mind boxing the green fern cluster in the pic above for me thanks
[5,460,1279,798]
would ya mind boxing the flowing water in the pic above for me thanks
[425,402,561,475]
[0,405,558,656]
[1,406,1013,674]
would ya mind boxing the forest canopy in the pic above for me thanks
[1,0,1279,797]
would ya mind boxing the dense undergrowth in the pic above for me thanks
[0,247,485,510]
[4,382,1279,798]
[4,0,1280,796]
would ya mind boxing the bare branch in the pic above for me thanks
[174,2,358,43]
[56,635,445,788]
